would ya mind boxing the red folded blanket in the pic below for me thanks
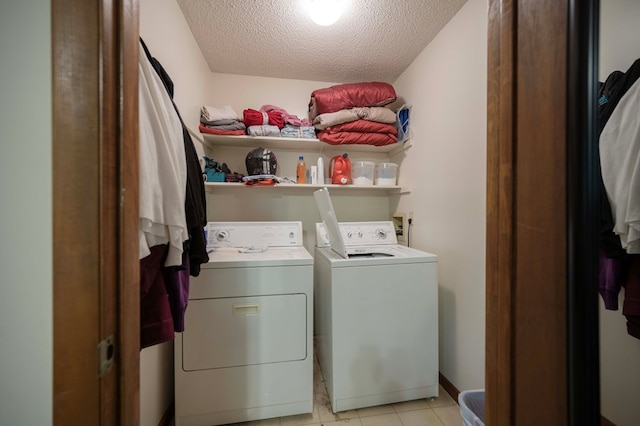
[317,131,398,146]
[323,120,398,135]
[316,120,398,146]
[243,109,285,129]
[309,82,397,119]
[199,124,246,136]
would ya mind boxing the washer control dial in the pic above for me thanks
[376,228,388,239]
[215,230,229,241]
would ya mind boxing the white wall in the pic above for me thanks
[598,2,640,425]
[140,343,174,426]
[392,0,487,392]
[140,0,213,148]
[599,0,640,78]
[0,2,53,425]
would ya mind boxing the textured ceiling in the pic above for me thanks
[176,0,468,83]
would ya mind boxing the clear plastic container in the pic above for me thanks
[351,161,375,186]
[374,162,398,186]
[459,389,485,426]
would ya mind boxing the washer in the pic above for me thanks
[175,221,313,426]
[313,188,439,413]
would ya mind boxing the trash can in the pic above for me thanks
[458,389,485,426]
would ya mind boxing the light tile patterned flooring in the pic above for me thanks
[228,350,463,426]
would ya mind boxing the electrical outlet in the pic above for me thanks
[392,212,407,242]
[408,211,414,221]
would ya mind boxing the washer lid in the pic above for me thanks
[313,188,349,259]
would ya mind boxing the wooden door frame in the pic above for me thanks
[486,0,601,424]
[52,0,139,424]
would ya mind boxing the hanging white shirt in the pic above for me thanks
[600,77,640,254]
[138,41,188,266]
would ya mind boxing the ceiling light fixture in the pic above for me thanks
[307,0,344,26]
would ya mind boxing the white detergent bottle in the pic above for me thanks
[317,156,325,185]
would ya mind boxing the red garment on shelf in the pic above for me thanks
[308,81,396,119]
[243,108,285,129]
[316,119,398,146]
[199,123,245,136]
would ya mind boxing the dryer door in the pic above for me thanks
[181,294,307,371]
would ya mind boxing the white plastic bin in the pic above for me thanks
[458,389,485,426]
[351,161,375,185]
[374,162,398,186]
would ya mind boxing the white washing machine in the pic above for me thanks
[313,188,439,413]
[174,221,313,426]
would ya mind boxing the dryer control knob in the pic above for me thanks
[215,230,229,241]
[376,229,387,239]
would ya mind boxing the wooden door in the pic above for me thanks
[486,0,600,424]
[52,0,139,424]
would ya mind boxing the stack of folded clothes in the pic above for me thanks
[243,108,284,136]
[199,105,246,135]
[260,104,316,139]
[309,82,399,146]
[280,124,317,139]
[243,105,317,138]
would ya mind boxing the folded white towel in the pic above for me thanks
[201,105,240,122]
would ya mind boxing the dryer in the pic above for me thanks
[175,221,313,426]
[313,188,439,413]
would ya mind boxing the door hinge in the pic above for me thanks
[98,335,115,377]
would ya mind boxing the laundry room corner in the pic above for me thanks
[139,0,488,423]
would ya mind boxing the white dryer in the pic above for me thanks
[313,188,439,413]
[175,221,313,426]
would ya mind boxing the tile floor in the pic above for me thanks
[226,351,463,426]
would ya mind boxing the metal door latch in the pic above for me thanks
[98,335,115,377]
